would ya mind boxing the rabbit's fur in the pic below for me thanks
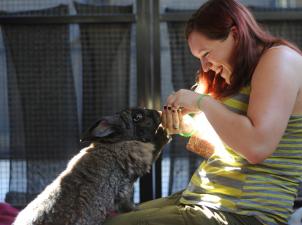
[13,108,170,225]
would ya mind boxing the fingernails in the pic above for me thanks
[163,105,175,111]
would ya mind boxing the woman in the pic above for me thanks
[105,0,302,224]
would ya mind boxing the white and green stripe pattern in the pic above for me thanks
[180,86,302,225]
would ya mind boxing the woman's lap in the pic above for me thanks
[138,190,183,210]
[104,192,263,225]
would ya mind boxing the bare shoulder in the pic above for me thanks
[258,45,302,79]
[251,45,302,114]
[252,45,302,88]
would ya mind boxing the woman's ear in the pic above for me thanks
[230,26,239,42]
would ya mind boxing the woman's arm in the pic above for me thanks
[201,47,300,163]
[166,46,302,164]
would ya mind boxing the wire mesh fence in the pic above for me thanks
[0,0,302,209]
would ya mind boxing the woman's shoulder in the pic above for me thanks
[260,45,302,64]
[251,44,302,114]
[250,44,302,103]
[254,44,302,81]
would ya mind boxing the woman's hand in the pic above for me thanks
[161,106,195,135]
[165,89,202,114]
[161,89,208,135]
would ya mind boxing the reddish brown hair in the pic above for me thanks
[186,0,301,99]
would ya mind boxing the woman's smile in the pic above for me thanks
[188,30,236,85]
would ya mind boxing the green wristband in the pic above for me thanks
[196,94,209,110]
[179,129,196,138]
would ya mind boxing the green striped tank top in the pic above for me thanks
[180,86,302,225]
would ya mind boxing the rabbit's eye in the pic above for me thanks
[133,113,143,122]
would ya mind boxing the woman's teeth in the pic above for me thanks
[212,66,223,75]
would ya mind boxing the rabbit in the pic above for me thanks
[13,107,171,225]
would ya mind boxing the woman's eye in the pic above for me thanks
[203,52,209,57]
[133,113,143,122]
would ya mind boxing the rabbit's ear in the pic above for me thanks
[80,119,115,142]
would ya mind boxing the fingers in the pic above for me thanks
[178,109,184,131]
[172,108,180,130]
[162,106,183,134]
[166,107,174,130]
[162,90,191,134]
[161,106,182,134]
[166,92,180,108]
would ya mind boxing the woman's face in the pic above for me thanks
[188,29,236,84]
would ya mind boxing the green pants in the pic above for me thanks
[104,191,263,225]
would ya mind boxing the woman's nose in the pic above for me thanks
[201,59,213,72]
